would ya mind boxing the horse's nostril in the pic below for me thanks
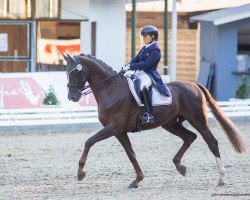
[69,96,78,102]
[68,93,80,102]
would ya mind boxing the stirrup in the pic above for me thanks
[142,112,154,124]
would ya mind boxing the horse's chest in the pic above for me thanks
[97,106,110,125]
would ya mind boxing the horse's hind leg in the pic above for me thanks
[162,117,197,176]
[186,110,227,186]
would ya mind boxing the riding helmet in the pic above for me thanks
[141,25,159,40]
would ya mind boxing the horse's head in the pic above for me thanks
[62,54,89,102]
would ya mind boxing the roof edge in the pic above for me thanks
[214,11,250,25]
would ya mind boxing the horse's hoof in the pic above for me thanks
[77,171,86,181]
[128,182,138,189]
[179,165,186,176]
[217,181,227,187]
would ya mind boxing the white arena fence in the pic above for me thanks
[0,100,249,127]
[0,107,99,127]
[207,100,250,118]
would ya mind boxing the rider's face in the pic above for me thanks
[143,35,153,45]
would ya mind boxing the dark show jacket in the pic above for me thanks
[129,42,170,96]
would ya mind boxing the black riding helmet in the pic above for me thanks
[141,25,159,41]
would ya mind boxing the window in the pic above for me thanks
[238,25,250,54]
[0,0,30,18]
[36,21,80,71]
[0,0,60,19]
[8,0,27,18]
[36,0,59,18]
[237,25,250,72]
[0,0,7,17]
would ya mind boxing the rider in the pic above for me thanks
[124,25,170,124]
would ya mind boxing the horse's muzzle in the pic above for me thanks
[68,94,80,102]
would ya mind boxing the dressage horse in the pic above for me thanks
[62,53,248,188]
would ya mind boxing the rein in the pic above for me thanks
[67,69,125,96]
[81,70,125,96]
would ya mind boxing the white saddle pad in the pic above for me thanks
[126,77,172,107]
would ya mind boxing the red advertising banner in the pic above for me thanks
[37,38,80,65]
[0,72,97,109]
[0,77,46,109]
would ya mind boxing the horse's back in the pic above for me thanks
[166,80,204,104]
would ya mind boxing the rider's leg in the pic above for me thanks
[136,71,152,89]
[137,72,154,123]
[141,86,154,123]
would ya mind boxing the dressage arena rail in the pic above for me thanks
[0,106,99,126]
[0,100,250,127]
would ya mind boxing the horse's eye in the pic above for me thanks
[72,71,77,76]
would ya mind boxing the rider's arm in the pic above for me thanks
[129,48,161,70]
[129,53,139,64]
[129,47,145,64]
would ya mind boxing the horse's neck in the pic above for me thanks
[86,60,113,86]
[83,58,115,103]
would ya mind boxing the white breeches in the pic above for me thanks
[134,70,152,90]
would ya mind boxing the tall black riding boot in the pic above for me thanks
[141,86,154,124]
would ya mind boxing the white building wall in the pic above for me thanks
[89,0,126,71]
[60,0,126,71]
[60,0,90,19]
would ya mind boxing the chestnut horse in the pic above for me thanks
[62,53,248,188]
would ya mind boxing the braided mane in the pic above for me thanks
[80,54,117,74]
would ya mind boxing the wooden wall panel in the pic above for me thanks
[0,61,27,72]
[0,25,28,57]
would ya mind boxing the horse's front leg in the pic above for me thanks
[77,124,115,181]
[116,133,144,188]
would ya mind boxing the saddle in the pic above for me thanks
[126,74,172,132]
[126,74,171,107]
[132,75,152,102]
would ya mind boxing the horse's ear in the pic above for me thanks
[61,53,68,61]
[66,53,77,65]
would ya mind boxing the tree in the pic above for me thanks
[43,85,60,105]
[235,75,250,99]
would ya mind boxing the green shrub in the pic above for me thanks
[43,85,60,105]
[235,75,250,99]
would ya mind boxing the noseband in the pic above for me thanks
[67,68,86,92]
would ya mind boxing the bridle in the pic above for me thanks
[67,68,86,92]
[67,56,125,96]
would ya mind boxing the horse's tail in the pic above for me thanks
[196,83,248,154]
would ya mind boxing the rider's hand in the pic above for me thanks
[123,64,130,71]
